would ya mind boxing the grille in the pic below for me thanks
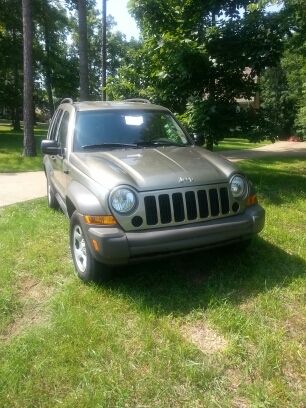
[144,186,230,226]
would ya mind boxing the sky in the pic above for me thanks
[98,0,140,40]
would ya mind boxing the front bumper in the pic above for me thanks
[83,204,265,265]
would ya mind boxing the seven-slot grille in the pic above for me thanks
[144,186,230,226]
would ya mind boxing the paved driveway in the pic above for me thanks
[220,140,306,162]
[0,141,305,207]
[0,171,46,207]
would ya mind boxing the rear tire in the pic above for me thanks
[70,211,112,283]
[47,178,59,210]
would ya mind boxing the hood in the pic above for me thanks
[70,146,237,191]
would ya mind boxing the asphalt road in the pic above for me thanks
[0,141,305,207]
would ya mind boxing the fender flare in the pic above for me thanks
[66,181,109,217]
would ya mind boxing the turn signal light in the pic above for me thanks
[83,215,117,225]
[92,239,100,252]
[246,195,258,207]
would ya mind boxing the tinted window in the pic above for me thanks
[73,110,189,151]
[57,111,69,148]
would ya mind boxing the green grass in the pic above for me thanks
[0,158,305,407]
[0,122,47,172]
[214,137,271,152]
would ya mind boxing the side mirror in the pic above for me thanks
[193,133,205,146]
[41,139,61,155]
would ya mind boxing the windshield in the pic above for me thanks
[73,110,190,151]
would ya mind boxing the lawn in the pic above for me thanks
[0,121,47,172]
[214,138,271,152]
[0,158,305,407]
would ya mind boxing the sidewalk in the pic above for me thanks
[0,171,46,207]
[0,141,305,207]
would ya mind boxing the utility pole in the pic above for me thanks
[102,0,107,101]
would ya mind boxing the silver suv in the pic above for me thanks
[42,98,265,282]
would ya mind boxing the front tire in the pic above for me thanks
[70,211,111,283]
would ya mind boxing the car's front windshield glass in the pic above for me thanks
[74,110,190,151]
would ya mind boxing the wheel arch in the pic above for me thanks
[66,181,109,218]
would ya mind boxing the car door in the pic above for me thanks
[53,110,70,200]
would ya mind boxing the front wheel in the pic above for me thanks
[70,211,112,283]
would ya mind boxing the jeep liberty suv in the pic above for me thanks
[42,98,265,282]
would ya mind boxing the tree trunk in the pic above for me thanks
[12,28,21,131]
[78,0,89,101]
[44,23,54,116]
[22,0,36,156]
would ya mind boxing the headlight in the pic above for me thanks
[230,175,247,198]
[110,188,137,214]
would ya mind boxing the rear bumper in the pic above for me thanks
[84,205,265,265]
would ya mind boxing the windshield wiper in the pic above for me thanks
[136,141,187,147]
[81,143,138,149]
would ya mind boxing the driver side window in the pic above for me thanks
[57,111,70,149]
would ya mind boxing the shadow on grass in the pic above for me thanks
[0,123,47,152]
[239,157,306,206]
[105,237,305,316]
[100,157,306,315]
[0,134,44,153]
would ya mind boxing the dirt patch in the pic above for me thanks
[231,397,250,408]
[226,368,244,391]
[283,365,305,393]
[180,321,228,354]
[0,276,53,341]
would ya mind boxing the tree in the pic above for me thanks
[259,0,306,139]
[86,12,138,98]
[108,0,285,149]
[0,0,23,130]
[34,0,79,115]
[22,0,36,156]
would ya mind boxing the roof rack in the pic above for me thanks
[123,98,151,104]
[60,98,73,104]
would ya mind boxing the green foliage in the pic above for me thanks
[0,0,80,121]
[88,13,140,98]
[259,0,306,139]
[0,0,138,122]
[295,73,306,137]
[109,0,286,148]
[1,0,304,145]
[260,65,297,138]
[0,0,22,126]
